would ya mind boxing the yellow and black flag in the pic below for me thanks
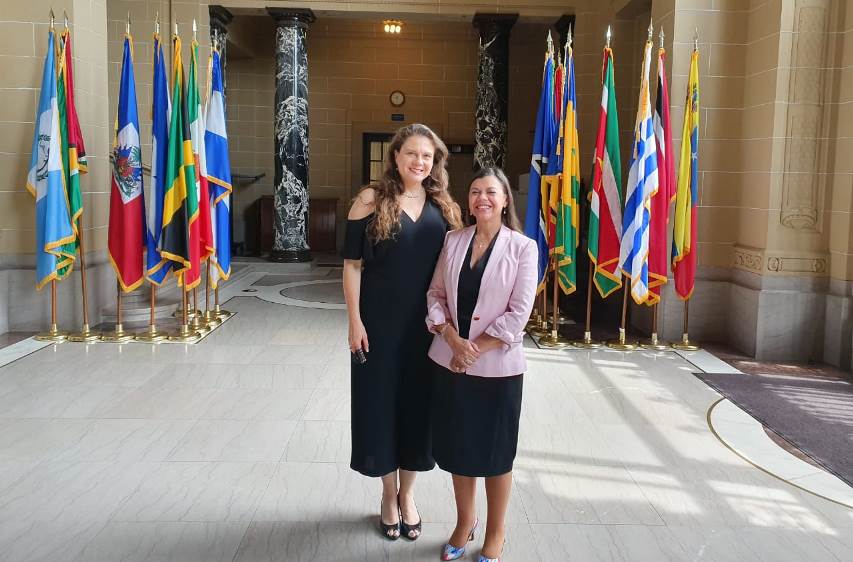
[160,35,196,281]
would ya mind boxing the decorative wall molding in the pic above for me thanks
[734,246,829,276]
[779,0,830,232]
[733,247,764,273]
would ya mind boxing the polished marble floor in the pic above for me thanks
[0,273,851,561]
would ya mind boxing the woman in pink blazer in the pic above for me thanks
[426,167,537,562]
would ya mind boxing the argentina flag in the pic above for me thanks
[618,38,658,305]
[205,49,232,287]
[26,30,75,289]
[146,33,172,285]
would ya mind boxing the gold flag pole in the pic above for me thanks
[170,280,200,342]
[640,300,668,350]
[539,260,571,347]
[64,12,97,343]
[203,262,221,327]
[572,265,601,348]
[35,280,67,341]
[671,298,699,351]
[529,274,551,337]
[190,286,209,334]
[36,11,65,343]
[671,28,700,351]
[607,275,637,350]
[135,282,168,342]
[214,284,231,319]
[100,281,133,342]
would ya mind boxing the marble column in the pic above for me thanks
[267,8,315,263]
[209,6,232,91]
[472,13,517,170]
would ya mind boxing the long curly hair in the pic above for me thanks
[363,124,463,241]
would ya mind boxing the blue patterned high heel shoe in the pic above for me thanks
[477,540,505,562]
[440,518,479,561]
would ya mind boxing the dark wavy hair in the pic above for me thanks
[469,167,522,232]
[361,124,462,241]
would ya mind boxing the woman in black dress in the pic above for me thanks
[342,124,462,541]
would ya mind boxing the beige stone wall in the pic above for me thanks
[0,0,110,256]
[828,0,852,282]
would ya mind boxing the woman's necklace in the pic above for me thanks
[401,188,425,199]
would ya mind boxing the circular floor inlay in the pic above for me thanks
[280,282,345,304]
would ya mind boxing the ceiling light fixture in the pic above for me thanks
[383,19,403,34]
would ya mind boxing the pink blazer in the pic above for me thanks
[426,225,538,378]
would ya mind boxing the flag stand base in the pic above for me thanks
[538,329,570,348]
[214,305,232,320]
[572,331,602,348]
[100,324,134,343]
[169,324,200,343]
[67,323,100,343]
[173,307,201,320]
[671,334,700,351]
[135,325,169,343]
[607,328,637,351]
[35,324,67,342]
[203,310,222,327]
[528,320,550,337]
[189,313,211,335]
[639,333,669,350]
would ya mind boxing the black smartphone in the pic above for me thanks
[351,348,367,365]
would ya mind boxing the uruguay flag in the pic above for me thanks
[523,51,555,290]
[26,30,75,289]
[146,33,172,285]
[205,49,232,287]
[107,33,145,292]
[618,38,658,305]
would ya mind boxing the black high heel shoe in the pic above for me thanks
[398,494,422,541]
[379,498,400,541]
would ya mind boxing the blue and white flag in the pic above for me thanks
[26,30,75,289]
[146,33,172,285]
[205,49,232,287]
[523,51,556,290]
[619,39,659,304]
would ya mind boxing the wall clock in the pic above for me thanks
[389,90,405,107]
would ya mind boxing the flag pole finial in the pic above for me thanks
[659,27,664,49]
[49,9,55,30]
[126,12,130,35]
[694,27,699,50]
[647,19,653,41]
[63,10,69,30]
[174,22,178,37]
[193,18,197,41]
[606,25,611,48]
[567,23,573,49]
[155,11,160,35]
[546,30,554,55]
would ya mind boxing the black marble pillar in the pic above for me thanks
[554,15,576,57]
[472,13,517,171]
[267,8,315,263]
[209,6,233,91]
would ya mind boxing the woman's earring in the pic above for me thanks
[502,207,507,215]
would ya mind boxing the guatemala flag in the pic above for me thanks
[523,51,556,291]
[619,38,658,305]
[146,33,172,285]
[205,49,232,287]
[26,30,75,289]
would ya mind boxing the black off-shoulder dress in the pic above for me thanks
[343,199,448,477]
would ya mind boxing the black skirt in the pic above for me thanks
[431,363,523,478]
